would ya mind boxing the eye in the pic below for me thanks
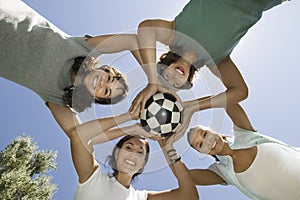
[111,76,115,83]
[125,146,131,150]
[104,68,110,73]
[199,142,202,148]
[138,151,144,155]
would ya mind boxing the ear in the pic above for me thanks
[115,148,120,160]
[141,159,147,169]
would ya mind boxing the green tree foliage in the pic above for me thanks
[0,136,57,200]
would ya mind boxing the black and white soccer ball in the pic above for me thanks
[140,93,183,137]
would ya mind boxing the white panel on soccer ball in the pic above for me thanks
[150,130,160,136]
[171,112,181,123]
[160,124,172,134]
[140,109,147,120]
[175,101,183,111]
[147,117,160,129]
[148,102,161,115]
[153,93,164,100]
[162,99,174,110]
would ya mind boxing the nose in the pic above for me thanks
[98,73,111,88]
[204,139,210,147]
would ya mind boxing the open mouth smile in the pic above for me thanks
[124,159,136,166]
[211,139,217,151]
[93,75,99,89]
[175,66,185,75]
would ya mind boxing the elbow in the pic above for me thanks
[239,83,249,102]
[138,19,153,29]
[69,127,80,141]
[230,82,248,103]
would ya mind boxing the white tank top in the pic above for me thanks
[236,143,300,200]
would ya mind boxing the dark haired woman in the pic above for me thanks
[130,0,290,139]
[70,111,199,200]
[0,0,143,138]
[186,103,300,199]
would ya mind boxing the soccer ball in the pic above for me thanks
[140,93,183,137]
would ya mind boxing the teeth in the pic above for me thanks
[211,140,217,150]
[176,68,184,75]
[93,76,98,89]
[124,159,136,166]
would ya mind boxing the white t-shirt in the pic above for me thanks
[236,143,300,200]
[73,166,148,200]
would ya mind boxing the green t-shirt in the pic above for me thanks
[0,0,100,105]
[173,0,282,67]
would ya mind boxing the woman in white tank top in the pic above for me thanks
[71,110,199,200]
[187,103,300,200]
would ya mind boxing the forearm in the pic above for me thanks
[196,88,247,111]
[137,28,159,83]
[87,34,141,54]
[159,142,198,199]
[204,56,248,110]
[171,161,198,199]
[73,112,132,145]
[225,104,255,131]
[89,127,126,145]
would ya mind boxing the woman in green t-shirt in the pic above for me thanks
[130,0,289,140]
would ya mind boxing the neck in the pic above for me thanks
[217,142,234,157]
[115,172,133,188]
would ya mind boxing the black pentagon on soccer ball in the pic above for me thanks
[140,119,151,132]
[163,93,176,102]
[145,110,154,119]
[145,95,154,109]
[156,108,172,125]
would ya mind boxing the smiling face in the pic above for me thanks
[83,66,125,100]
[188,126,225,155]
[162,51,197,88]
[115,137,148,175]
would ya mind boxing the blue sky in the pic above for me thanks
[0,0,299,199]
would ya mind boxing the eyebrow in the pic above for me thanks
[126,142,145,150]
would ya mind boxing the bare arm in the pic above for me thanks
[189,169,225,186]
[86,34,144,65]
[129,20,177,114]
[197,56,248,110]
[47,102,133,141]
[225,104,255,131]
[137,19,175,83]
[48,102,135,183]
[148,139,199,200]
[70,127,98,183]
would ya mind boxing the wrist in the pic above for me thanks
[115,113,131,124]
[166,148,181,163]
